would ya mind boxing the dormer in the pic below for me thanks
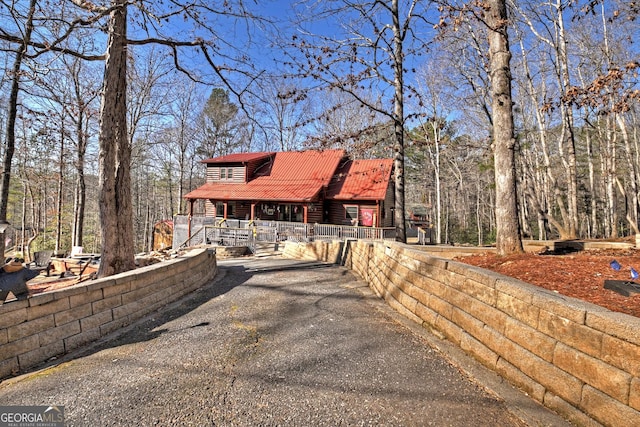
[202,152,275,184]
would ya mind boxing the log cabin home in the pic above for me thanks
[184,149,395,228]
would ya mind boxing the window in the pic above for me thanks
[218,167,234,180]
[215,202,235,218]
[345,205,358,225]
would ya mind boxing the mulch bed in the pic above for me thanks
[456,248,640,318]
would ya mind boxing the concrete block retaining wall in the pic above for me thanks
[0,248,217,380]
[283,240,640,427]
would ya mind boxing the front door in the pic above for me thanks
[278,204,303,222]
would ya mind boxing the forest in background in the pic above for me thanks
[0,0,638,259]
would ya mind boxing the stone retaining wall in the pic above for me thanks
[283,240,640,427]
[0,248,217,379]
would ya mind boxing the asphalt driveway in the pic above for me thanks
[0,257,571,426]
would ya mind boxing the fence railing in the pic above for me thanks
[173,216,397,251]
[205,226,254,247]
[313,223,396,241]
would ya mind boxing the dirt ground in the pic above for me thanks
[456,248,640,318]
[28,276,90,295]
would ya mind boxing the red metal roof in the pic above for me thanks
[185,149,347,202]
[201,152,275,164]
[326,159,394,201]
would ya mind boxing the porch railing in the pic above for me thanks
[173,215,396,251]
[205,226,254,247]
[312,223,396,241]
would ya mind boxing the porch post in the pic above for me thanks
[251,202,256,220]
[303,204,309,223]
[223,202,228,219]
[188,199,194,240]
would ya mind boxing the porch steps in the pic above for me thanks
[252,241,282,257]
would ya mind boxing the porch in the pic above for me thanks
[172,215,397,254]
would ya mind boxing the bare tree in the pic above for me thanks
[127,46,174,167]
[27,49,100,252]
[168,80,202,215]
[436,0,523,253]
[303,89,392,158]
[95,0,134,275]
[411,59,461,245]
[0,0,37,259]
[506,0,639,240]
[287,0,434,242]
[486,0,523,254]
[64,56,100,249]
[1,0,268,276]
[0,0,112,262]
[509,0,580,238]
[255,76,309,152]
[125,47,174,252]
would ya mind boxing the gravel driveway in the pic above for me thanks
[0,257,571,426]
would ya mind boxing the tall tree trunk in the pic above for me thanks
[601,115,617,238]
[72,112,87,248]
[513,2,578,239]
[618,114,640,234]
[432,122,442,244]
[422,120,442,244]
[167,164,174,217]
[517,37,571,239]
[55,119,65,254]
[23,179,39,262]
[476,179,483,246]
[20,179,27,258]
[487,0,523,255]
[586,129,597,238]
[178,127,186,214]
[144,203,151,252]
[554,0,578,238]
[97,0,135,277]
[391,0,406,243]
[0,0,37,259]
